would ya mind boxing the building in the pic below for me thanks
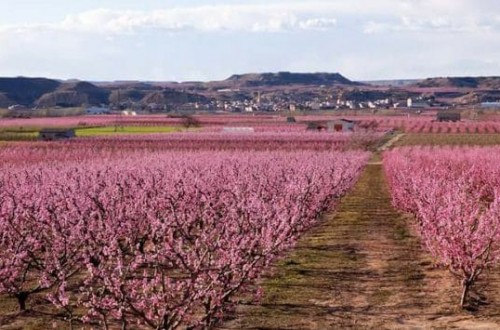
[8,104,28,110]
[306,121,328,132]
[38,128,76,141]
[437,112,461,122]
[306,119,356,132]
[328,119,356,132]
[308,102,321,111]
[121,110,137,116]
[408,98,430,109]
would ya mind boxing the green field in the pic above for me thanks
[0,130,38,141]
[394,133,500,147]
[0,126,183,140]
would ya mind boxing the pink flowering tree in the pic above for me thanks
[384,147,500,307]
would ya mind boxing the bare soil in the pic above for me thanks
[220,161,500,330]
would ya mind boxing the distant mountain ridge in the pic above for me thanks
[0,72,362,107]
[0,73,499,108]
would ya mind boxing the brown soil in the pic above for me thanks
[220,161,500,330]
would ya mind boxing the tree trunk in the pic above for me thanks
[16,292,29,311]
[460,281,470,307]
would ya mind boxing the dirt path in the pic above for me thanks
[378,133,405,152]
[221,160,500,329]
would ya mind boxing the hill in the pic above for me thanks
[0,77,61,105]
[414,76,500,89]
[141,89,209,110]
[36,81,110,108]
[222,72,361,87]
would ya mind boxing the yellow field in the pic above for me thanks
[74,125,182,136]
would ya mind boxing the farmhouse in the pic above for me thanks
[306,119,357,132]
[329,119,356,132]
[38,128,76,141]
[437,112,461,122]
[306,122,328,132]
[407,98,431,109]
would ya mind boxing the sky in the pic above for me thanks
[0,0,499,81]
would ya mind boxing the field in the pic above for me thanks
[0,111,500,137]
[394,133,500,146]
[74,126,182,136]
[1,113,500,329]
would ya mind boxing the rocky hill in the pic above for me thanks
[414,76,500,89]
[0,93,13,108]
[0,77,210,109]
[37,81,110,107]
[141,89,209,106]
[0,77,61,105]
[223,72,360,87]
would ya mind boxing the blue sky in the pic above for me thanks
[0,0,499,81]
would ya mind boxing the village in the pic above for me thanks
[75,96,500,117]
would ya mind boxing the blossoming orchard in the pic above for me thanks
[1,114,500,329]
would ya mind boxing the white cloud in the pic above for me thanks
[364,15,498,34]
[361,0,500,34]
[299,18,337,31]
[1,1,498,35]
[0,4,343,35]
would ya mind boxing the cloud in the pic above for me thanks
[1,1,498,35]
[0,4,342,35]
[364,15,498,34]
[360,0,500,34]
[298,18,337,31]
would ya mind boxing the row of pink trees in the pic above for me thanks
[384,146,500,307]
[0,132,364,166]
[0,149,369,328]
